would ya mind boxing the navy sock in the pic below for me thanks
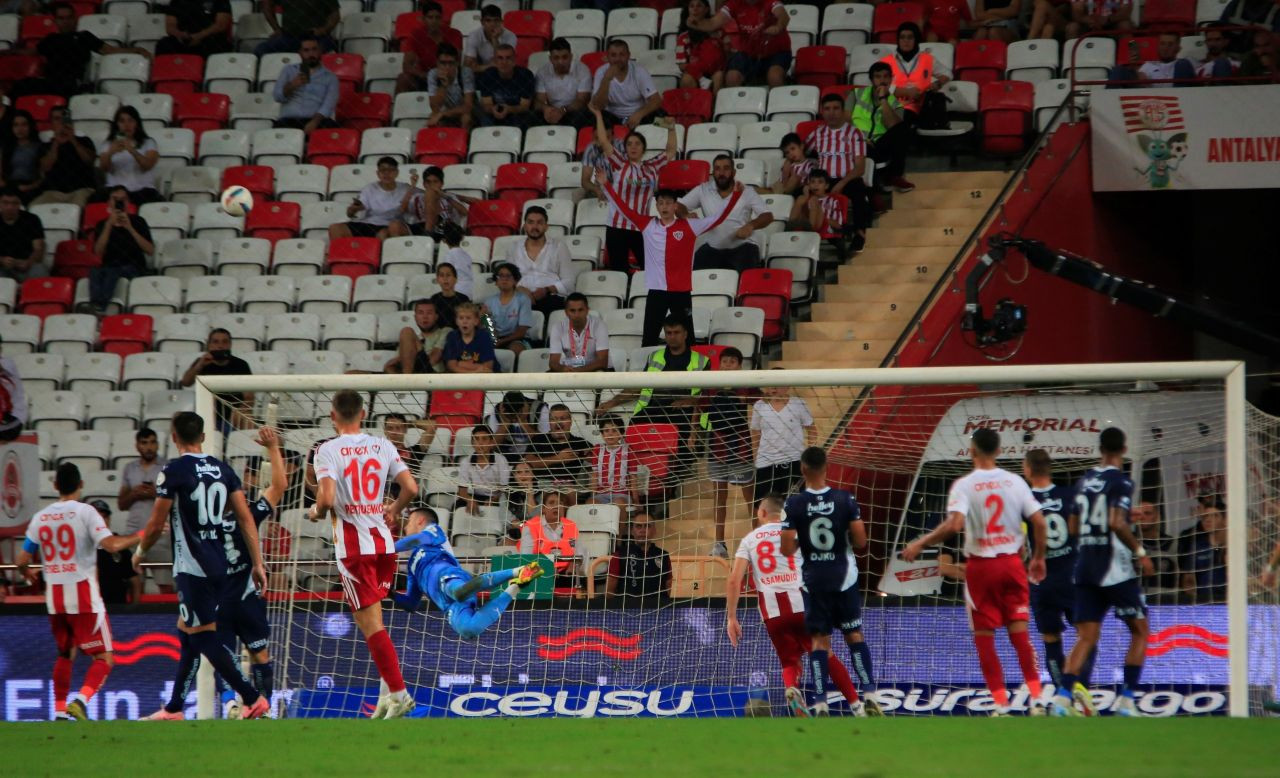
[809,650,830,702]
[1057,672,1078,699]
[1079,646,1098,687]
[1043,639,1065,689]
[849,641,875,689]
[165,632,200,714]
[188,630,259,705]
[1122,664,1142,696]
[251,661,274,701]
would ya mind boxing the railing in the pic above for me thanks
[1066,25,1278,90]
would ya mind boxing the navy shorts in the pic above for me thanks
[1030,575,1076,634]
[802,585,863,636]
[176,572,224,629]
[727,51,793,80]
[218,573,270,652]
[1074,578,1148,624]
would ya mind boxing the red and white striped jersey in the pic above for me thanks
[25,500,112,615]
[948,467,1041,558]
[735,521,805,620]
[804,122,867,180]
[818,195,845,232]
[786,157,816,185]
[593,443,637,494]
[314,433,409,559]
[605,149,667,229]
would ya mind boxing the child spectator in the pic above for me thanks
[766,132,816,195]
[482,262,533,356]
[435,221,475,298]
[431,260,472,329]
[789,169,847,237]
[750,379,817,504]
[705,346,754,558]
[385,298,452,375]
[676,0,727,91]
[591,414,638,505]
[507,460,542,530]
[457,425,510,513]
[443,302,496,373]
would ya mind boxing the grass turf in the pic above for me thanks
[3,718,1278,777]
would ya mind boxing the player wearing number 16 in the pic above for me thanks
[902,428,1049,716]
[309,389,420,719]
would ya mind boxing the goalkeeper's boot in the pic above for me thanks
[369,696,390,720]
[811,700,830,717]
[54,712,74,721]
[513,561,545,588]
[242,696,270,720]
[848,701,868,717]
[784,687,811,718]
[1114,694,1140,718]
[382,691,416,720]
[142,708,185,721]
[862,694,885,717]
[1072,682,1098,717]
[990,707,1011,718]
[223,698,242,720]
[66,696,89,721]
[1050,695,1080,717]
[1028,699,1049,717]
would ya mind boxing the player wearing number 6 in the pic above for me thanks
[903,428,1049,716]
[310,389,420,719]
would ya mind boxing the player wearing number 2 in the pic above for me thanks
[16,464,142,720]
[903,428,1048,716]
[310,389,420,719]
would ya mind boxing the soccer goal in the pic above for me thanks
[194,361,1277,718]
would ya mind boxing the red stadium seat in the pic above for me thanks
[626,422,680,494]
[328,263,375,281]
[222,165,275,201]
[307,128,361,168]
[658,159,710,193]
[821,84,857,106]
[1116,35,1161,65]
[14,95,66,132]
[795,119,823,143]
[337,93,392,131]
[327,237,381,275]
[19,277,74,318]
[151,54,205,97]
[514,38,543,68]
[1141,0,1195,30]
[20,15,57,48]
[51,240,101,281]
[494,162,547,207]
[691,344,728,370]
[581,50,608,73]
[173,93,230,137]
[794,46,848,88]
[979,80,1033,156]
[415,126,468,165]
[505,10,553,49]
[955,40,1008,86]
[467,200,521,239]
[429,389,484,434]
[99,313,153,356]
[575,124,627,155]
[872,2,925,44]
[0,55,45,84]
[322,53,365,92]
[246,201,300,243]
[661,88,713,127]
[737,268,792,343]
[81,201,138,235]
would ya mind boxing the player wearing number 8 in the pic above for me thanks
[903,428,1049,716]
[310,389,420,719]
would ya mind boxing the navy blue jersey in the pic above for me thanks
[223,493,275,579]
[781,486,862,592]
[1030,483,1077,584]
[1070,466,1135,587]
[155,453,243,578]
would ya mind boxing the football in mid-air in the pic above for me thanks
[220,186,254,217]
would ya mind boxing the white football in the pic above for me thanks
[220,186,254,217]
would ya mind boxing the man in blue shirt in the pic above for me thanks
[273,36,340,132]
[477,44,536,129]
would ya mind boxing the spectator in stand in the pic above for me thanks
[330,157,416,241]
[1064,0,1134,40]
[507,460,541,528]
[443,302,497,373]
[490,391,540,461]
[387,298,453,375]
[880,23,951,129]
[607,513,672,601]
[85,185,155,314]
[1221,0,1280,54]
[156,0,233,58]
[534,38,594,129]
[1178,494,1227,603]
[766,132,817,195]
[805,95,870,250]
[507,206,576,317]
[971,0,1024,43]
[457,425,511,513]
[1199,23,1241,79]
[853,62,912,201]
[548,293,610,373]
[1239,28,1280,79]
[257,0,340,55]
[706,346,753,558]
[1110,32,1196,87]
[525,404,592,486]
[519,491,580,583]
[1028,0,1071,40]
[1133,500,1179,595]
[398,2,465,94]
[420,45,476,129]
[590,39,665,128]
[0,188,46,281]
[689,0,792,89]
[382,413,438,474]
[579,116,626,209]
[12,2,152,100]
[92,499,138,604]
[435,222,475,296]
[789,170,847,240]
[0,337,27,442]
[118,427,168,599]
[676,0,727,91]
[432,259,472,328]
[273,37,341,132]
[925,0,973,42]
[98,106,162,205]
[591,414,637,505]
[590,103,675,275]
[477,45,537,129]
[482,263,534,356]
[0,111,43,204]
[32,108,97,209]
[179,328,254,432]
[677,155,773,272]
[464,5,518,74]
[750,379,816,505]
[419,172,478,244]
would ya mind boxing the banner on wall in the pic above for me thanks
[0,435,40,536]
[1091,85,1280,191]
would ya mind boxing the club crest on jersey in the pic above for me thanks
[672,230,685,240]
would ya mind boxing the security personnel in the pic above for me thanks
[851,61,911,194]
[519,491,579,579]
[879,22,950,122]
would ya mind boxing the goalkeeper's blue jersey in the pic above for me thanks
[395,525,467,611]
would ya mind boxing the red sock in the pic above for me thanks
[781,662,801,689]
[53,657,72,713]
[974,633,1009,707]
[365,629,406,694]
[828,656,861,703]
[79,657,112,701]
[1009,630,1044,698]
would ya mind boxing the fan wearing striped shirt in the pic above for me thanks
[591,414,639,506]
[589,103,676,273]
[804,95,872,251]
[765,132,818,196]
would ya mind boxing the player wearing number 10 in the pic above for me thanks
[310,389,420,719]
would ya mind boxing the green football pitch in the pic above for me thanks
[4,718,1278,777]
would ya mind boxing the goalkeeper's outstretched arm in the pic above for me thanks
[392,566,424,611]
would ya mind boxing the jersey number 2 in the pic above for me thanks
[344,458,383,500]
[984,494,1005,534]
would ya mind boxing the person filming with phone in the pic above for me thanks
[274,36,340,132]
[82,185,154,314]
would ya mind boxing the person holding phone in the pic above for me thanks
[119,427,169,597]
[97,106,161,205]
[273,36,340,132]
[83,185,154,314]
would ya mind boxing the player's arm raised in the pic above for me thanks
[133,496,174,573]
[229,489,268,593]
[724,557,749,647]
[1025,508,1048,584]
[902,511,964,562]
[1110,504,1153,577]
[258,426,288,508]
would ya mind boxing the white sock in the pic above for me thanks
[505,582,521,597]
[392,689,410,701]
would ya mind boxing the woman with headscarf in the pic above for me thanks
[878,22,952,127]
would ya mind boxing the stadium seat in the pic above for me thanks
[128,276,184,316]
[1006,40,1060,84]
[272,238,327,277]
[794,46,847,88]
[157,238,216,279]
[308,128,361,169]
[337,92,393,131]
[659,88,712,128]
[189,202,244,241]
[635,48,681,91]
[553,8,606,53]
[1033,79,1080,132]
[872,2,924,44]
[822,2,873,49]
[245,201,300,243]
[252,128,305,167]
[376,235,433,277]
[266,312,322,349]
[469,126,522,168]
[167,166,220,207]
[506,8,554,51]
[240,276,296,314]
[97,53,151,97]
[182,276,238,313]
[300,202,348,240]
[204,52,257,96]
[522,125,576,165]
[1195,0,1230,22]
[126,12,167,51]
[979,80,1033,156]
[235,13,274,54]
[736,268,791,343]
[360,126,413,164]
[605,6,658,49]
[955,40,1008,86]
[67,94,120,138]
[713,87,768,127]
[0,313,41,354]
[151,54,204,97]
[467,200,521,239]
[327,238,382,278]
[142,389,194,427]
[28,391,84,433]
[220,165,274,203]
[682,122,737,163]
[626,422,679,494]
[53,428,111,470]
[323,52,367,95]
[734,121,790,164]
[19,14,56,48]
[691,269,739,309]
[151,312,208,354]
[766,85,820,125]
[412,126,468,167]
[1143,0,1196,30]
[119,352,177,393]
[766,230,821,304]
[51,240,101,281]
[198,128,251,167]
[15,95,66,132]
[341,12,393,58]
[215,237,274,279]
[351,275,407,314]
[230,91,279,131]
[547,161,584,200]
[85,391,143,433]
[1063,37,1116,83]
[276,165,331,204]
[376,310,416,347]
[173,93,230,137]
[81,201,139,237]
[577,270,629,312]
[0,278,16,314]
[98,313,153,356]
[326,164,371,202]
[125,92,175,128]
[135,202,188,247]
[19,277,74,319]
[494,162,547,207]
[392,91,433,130]
[428,389,485,434]
[209,313,265,349]
[522,198,573,237]
[708,306,765,367]
[657,160,709,193]
[12,353,64,393]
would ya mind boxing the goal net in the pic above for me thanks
[196,362,1277,718]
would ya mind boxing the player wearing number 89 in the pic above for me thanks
[903,428,1049,716]
[779,447,882,717]
[1051,427,1153,718]
[135,412,271,720]
[16,464,143,720]
[310,389,420,719]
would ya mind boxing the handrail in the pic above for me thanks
[1066,25,1279,91]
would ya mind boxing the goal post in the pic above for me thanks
[193,361,1266,718]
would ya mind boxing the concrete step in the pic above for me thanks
[810,302,915,323]
[908,171,1012,189]
[782,339,895,362]
[823,282,929,306]
[893,187,1001,209]
[875,207,987,229]
[793,319,913,341]
[864,226,968,248]
[847,246,956,267]
[839,262,942,285]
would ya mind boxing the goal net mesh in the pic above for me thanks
[202,371,1278,718]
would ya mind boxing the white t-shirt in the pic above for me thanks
[547,313,610,368]
[25,500,113,615]
[735,520,805,620]
[313,433,409,559]
[507,237,576,296]
[100,137,159,192]
[947,467,1041,559]
[463,28,518,66]
[458,452,510,500]
[678,182,769,250]
[536,61,591,109]
[591,61,658,120]
[750,397,814,468]
[439,246,475,298]
[356,182,413,227]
